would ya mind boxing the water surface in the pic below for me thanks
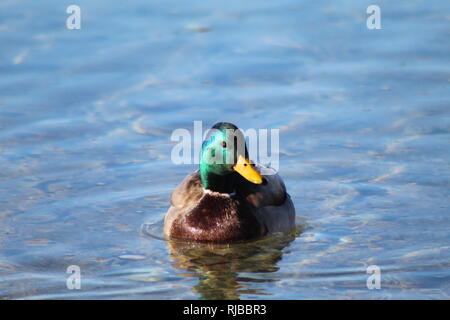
[0,0,449,299]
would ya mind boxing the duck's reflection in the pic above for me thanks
[167,233,298,299]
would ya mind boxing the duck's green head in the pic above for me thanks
[199,122,262,191]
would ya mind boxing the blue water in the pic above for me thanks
[0,0,449,299]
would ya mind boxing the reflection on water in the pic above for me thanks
[142,220,304,299]
[166,230,302,299]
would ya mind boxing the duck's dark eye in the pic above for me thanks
[222,141,227,148]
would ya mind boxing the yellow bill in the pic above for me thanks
[233,155,263,184]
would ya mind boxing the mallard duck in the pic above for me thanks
[164,122,295,242]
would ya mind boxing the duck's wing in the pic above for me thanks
[169,170,203,208]
[235,164,287,208]
[235,164,296,234]
[164,171,204,238]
